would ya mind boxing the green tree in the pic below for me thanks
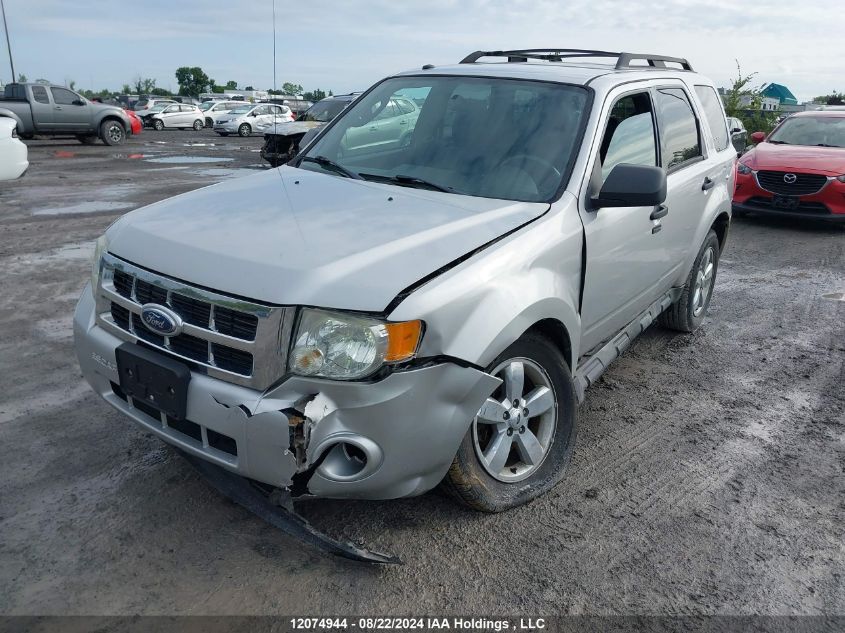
[723,61,777,135]
[68,79,76,90]
[282,81,303,95]
[175,66,212,97]
[150,87,170,96]
[224,80,238,90]
[121,83,132,94]
[812,91,844,105]
[16,73,26,82]
[243,85,254,91]
[303,88,326,102]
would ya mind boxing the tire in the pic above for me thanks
[442,333,578,512]
[77,134,99,145]
[659,230,720,332]
[153,119,164,131]
[193,119,204,131]
[205,117,213,128]
[100,120,125,146]
[238,123,251,137]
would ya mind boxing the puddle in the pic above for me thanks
[822,292,845,301]
[145,156,234,164]
[112,153,151,159]
[33,201,133,216]
[53,151,77,158]
[188,167,257,179]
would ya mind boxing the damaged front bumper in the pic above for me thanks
[74,285,499,500]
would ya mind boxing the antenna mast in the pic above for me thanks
[1,0,15,82]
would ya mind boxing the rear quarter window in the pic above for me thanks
[694,85,730,152]
[31,86,49,104]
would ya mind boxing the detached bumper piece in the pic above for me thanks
[181,451,401,564]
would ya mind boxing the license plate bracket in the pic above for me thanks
[772,195,800,210]
[116,343,191,420]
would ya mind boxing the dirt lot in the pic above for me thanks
[1,130,843,617]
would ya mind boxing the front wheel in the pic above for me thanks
[442,334,578,512]
[659,230,720,332]
[153,119,164,131]
[238,123,251,137]
[205,117,213,128]
[193,119,204,131]
[100,120,125,146]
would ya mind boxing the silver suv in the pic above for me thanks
[75,48,734,512]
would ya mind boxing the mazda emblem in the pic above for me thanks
[783,173,797,184]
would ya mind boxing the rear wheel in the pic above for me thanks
[443,334,578,512]
[205,117,214,128]
[153,119,164,131]
[238,123,251,137]
[100,120,125,146]
[659,230,720,332]
[193,119,204,131]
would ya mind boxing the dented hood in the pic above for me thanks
[107,166,548,311]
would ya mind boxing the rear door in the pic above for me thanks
[578,87,673,351]
[161,104,180,126]
[28,85,54,130]
[50,87,91,131]
[652,84,721,280]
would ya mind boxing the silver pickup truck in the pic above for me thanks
[0,83,131,145]
[75,48,734,515]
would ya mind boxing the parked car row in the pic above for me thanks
[213,103,293,137]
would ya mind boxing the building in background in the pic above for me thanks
[761,83,799,107]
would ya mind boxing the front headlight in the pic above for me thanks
[90,234,108,291]
[836,174,845,183]
[289,308,423,380]
[737,162,753,175]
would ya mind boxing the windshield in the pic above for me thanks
[199,102,214,111]
[768,116,845,148]
[298,76,588,202]
[229,106,252,115]
[134,100,149,110]
[301,99,349,122]
[148,104,168,113]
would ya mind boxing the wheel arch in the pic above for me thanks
[710,211,731,252]
[99,114,129,132]
[522,318,574,370]
[0,108,25,134]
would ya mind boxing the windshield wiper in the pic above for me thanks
[300,155,362,180]
[767,140,791,145]
[359,172,452,193]
[815,143,841,148]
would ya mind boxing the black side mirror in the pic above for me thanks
[590,164,667,210]
[72,99,85,106]
[731,127,741,134]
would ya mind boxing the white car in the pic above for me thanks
[133,98,177,113]
[150,104,205,131]
[214,103,293,137]
[199,100,244,128]
[0,118,28,180]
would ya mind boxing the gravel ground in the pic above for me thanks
[0,130,843,617]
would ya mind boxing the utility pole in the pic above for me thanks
[272,0,277,94]
[0,0,15,83]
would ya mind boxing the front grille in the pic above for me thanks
[746,196,831,215]
[756,171,829,196]
[97,253,293,390]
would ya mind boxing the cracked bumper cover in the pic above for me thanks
[74,285,499,499]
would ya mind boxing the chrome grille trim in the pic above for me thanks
[95,252,295,390]
[754,170,832,197]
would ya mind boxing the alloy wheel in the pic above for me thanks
[472,357,557,483]
[692,246,715,317]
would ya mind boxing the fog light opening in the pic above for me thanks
[315,437,382,482]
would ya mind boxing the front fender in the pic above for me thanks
[389,195,584,369]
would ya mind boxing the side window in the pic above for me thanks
[164,105,179,113]
[51,87,79,105]
[654,87,702,170]
[694,85,729,152]
[374,100,398,120]
[599,92,658,182]
[31,86,50,104]
[395,98,415,115]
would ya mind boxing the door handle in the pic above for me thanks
[702,177,715,191]
[399,120,407,125]
[650,204,668,220]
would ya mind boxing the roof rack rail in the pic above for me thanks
[460,49,694,71]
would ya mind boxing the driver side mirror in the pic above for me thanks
[590,164,667,210]
[72,99,85,106]
[750,131,766,144]
[730,127,742,134]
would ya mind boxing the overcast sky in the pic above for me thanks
[1,0,841,101]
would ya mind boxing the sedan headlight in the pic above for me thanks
[737,162,753,175]
[836,174,845,183]
[91,234,108,291]
[289,308,423,380]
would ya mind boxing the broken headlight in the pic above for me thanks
[289,308,422,380]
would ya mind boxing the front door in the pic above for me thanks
[50,87,91,131]
[578,89,672,352]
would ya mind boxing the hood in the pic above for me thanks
[265,120,323,136]
[107,167,548,311]
[744,142,845,176]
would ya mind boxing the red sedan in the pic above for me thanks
[732,111,845,222]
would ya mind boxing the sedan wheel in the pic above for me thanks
[153,120,164,131]
[193,119,204,131]
[238,123,251,137]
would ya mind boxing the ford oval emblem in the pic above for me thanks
[139,304,182,336]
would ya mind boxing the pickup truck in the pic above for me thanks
[0,83,131,145]
[75,48,734,518]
